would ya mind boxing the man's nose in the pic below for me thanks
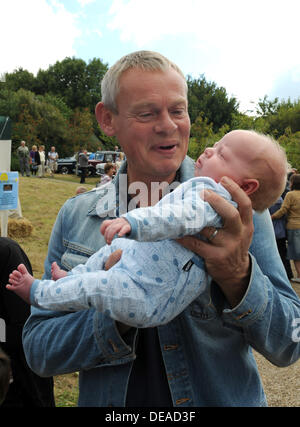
[153,112,178,134]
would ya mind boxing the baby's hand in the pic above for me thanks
[100,218,131,245]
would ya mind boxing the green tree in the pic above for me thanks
[255,95,281,117]
[35,57,108,112]
[187,75,239,131]
[231,112,269,133]
[188,114,229,160]
[13,104,42,147]
[278,128,300,171]
[0,88,70,153]
[67,108,94,153]
[4,68,36,92]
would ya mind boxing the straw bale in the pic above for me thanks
[5,218,33,238]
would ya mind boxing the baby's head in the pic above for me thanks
[195,130,288,211]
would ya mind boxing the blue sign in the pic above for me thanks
[0,172,19,210]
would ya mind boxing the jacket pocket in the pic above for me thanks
[61,245,93,271]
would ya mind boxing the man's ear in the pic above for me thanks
[95,102,116,137]
[240,178,259,196]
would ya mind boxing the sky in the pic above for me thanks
[1,0,300,113]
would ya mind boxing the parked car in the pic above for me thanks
[88,151,121,176]
[56,156,77,174]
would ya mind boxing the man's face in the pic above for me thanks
[195,132,255,184]
[109,68,190,184]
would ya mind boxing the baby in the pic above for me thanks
[7,130,288,328]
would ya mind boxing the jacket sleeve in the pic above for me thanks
[221,210,300,367]
[22,204,135,377]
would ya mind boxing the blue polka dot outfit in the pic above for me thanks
[30,177,235,328]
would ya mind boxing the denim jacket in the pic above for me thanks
[23,157,300,407]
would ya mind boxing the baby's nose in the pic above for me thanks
[204,147,214,157]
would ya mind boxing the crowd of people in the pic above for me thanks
[17,141,125,187]
[16,142,58,178]
[1,50,300,408]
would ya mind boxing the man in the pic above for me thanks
[47,146,58,176]
[16,141,30,177]
[23,51,300,407]
[78,149,89,184]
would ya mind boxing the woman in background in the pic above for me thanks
[37,145,46,178]
[272,174,300,283]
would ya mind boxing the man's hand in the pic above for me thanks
[104,249,123,271]
[178,177,253,308]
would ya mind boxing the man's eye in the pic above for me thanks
[172,109,185,116]
[138,112,154,120]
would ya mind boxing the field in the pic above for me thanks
[2,174,300,407]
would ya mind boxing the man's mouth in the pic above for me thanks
[160,145,175,150]
[155,144,177,153]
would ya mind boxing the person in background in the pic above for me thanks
[0,348,11,405]
[0,237,55,407]
[115,152,125,171]
[22,50,300,407]
[97,162,115,187]
[272,174,300,283]
[269,197,293,279]
[48,146,58,177]
[16,141,30,177]
[37,145,46,178]
[30,145,40,176]
[75,186,88,196]
[78,149,89,184]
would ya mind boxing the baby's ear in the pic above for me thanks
[240,178,259,196]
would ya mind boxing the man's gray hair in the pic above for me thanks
[101,50,187,113]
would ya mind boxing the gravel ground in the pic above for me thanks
[254,280,300,407]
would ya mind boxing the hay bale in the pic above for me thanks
[6,218,33,238]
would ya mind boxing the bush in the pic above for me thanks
[10,153,20,171]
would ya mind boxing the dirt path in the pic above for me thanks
[255,281,300,407]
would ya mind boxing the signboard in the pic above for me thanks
[0,172,19,210]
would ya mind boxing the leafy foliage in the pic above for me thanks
[0,57,299,170]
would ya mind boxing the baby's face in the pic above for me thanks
[194,131,255,184]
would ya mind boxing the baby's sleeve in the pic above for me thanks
[122,177,233,242]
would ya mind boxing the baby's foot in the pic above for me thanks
[51,262,67,280]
